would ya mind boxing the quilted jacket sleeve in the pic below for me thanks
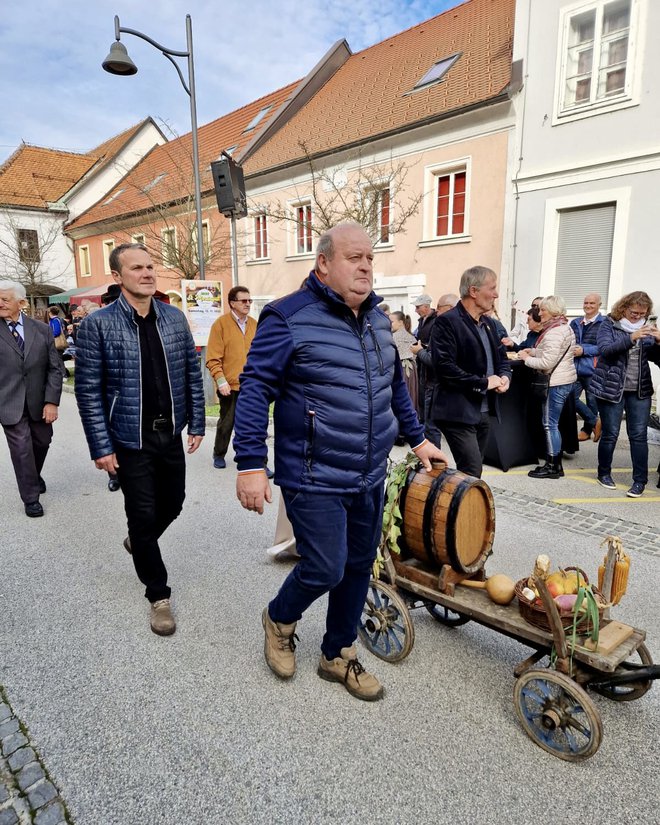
[75,315,114,460]
[184,323,205,436]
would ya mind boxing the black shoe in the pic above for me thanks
[528,456,563,479]
[25,501,44,518]
[108,474,120,492]
[38,477,46,494]
[123,537,132,555]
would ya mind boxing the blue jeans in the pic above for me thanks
[270,485,384,660]
[543,383,573,456]
[573,375,598,431]
[597,393,651,484]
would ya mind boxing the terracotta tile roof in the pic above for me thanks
[67,82,300,231]
[245,0,515,174]
[0,119,154,210]
[0,145,96,209]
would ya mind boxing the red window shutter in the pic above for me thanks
[380,189,390,243]
[452,172,466,235]
[437,175,450,236]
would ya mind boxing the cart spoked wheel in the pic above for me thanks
[358,580,414,662]
[424,603,470,627]
[590,643,654,702]
[514,669,602,761]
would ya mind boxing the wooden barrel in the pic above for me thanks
[398,463,495,575]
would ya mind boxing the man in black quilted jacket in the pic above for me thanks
[75,243,205,636]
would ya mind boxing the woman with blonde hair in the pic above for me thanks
[519,295,576,479]
[590,291,660,497]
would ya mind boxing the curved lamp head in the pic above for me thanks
[102,41,138,76]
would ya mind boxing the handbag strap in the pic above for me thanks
[546,343,572,377]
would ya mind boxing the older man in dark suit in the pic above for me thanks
[429,266,511,478]
[0,281,63,517]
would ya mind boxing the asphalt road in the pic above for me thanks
[1,392,659,824]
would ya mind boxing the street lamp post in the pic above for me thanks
[102,14,205,279]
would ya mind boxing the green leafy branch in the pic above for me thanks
[374,453,422,578]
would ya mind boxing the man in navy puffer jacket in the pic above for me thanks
[570,293,604,441]
[75,243,205,637]
[234,223,446,701]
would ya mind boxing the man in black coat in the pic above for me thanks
[0,281,63,516]
[429,266,511,477]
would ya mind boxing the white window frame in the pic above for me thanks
[250,213,270,262]
[539,187,630,314]
[420,157,471,247]
[102,239,115,275]
[361,182,394,249]
[250,295,276,319]
[79,244,91,277]
[287,199,314,259]
[554,0,643,125]
[161,227,178,268]
[132,233,146,245]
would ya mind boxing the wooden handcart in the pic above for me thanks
[359,463,659,762]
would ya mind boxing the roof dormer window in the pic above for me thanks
[103,188,125,205]
[413,53,461,91]
[144,173,167,192]
[243,106,272,133]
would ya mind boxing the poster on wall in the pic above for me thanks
[181,279,223,346]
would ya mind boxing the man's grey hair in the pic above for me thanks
[0,280,27,300]
[315,222,367,267]
[109,242,148,274]
[437,293,459,309]
[459,266,497,299]
[540,295,567,317]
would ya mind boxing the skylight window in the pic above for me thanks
[243,106,272,132]
[413,53,461,90]
[143,173,167,192]
[103,188,125,205]
[224,145,238,156]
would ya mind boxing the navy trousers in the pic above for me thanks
[269,485,384,660]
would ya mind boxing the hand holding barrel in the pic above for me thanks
[412,439,450,471]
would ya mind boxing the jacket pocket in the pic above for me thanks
[108,390,120,422]
[305,409,316,474]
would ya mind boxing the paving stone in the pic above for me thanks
[0,782,9,804]
[0,720,19,739]
[0,733,28,758]
[0,706,10,723]
[27,779,58,810]
[34,800,67,825]
[7,747,36,772]
[17,761,45,792]
[0,808,18,825]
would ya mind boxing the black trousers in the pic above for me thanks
[437,412,492,478]
[115,431,186,602]
[2,413,52,504]
[213,390,239,459]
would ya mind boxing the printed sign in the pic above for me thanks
[181,280,223,346]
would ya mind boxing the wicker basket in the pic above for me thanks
[514,568,604,632]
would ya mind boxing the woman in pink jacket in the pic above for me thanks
[519,295,576,479]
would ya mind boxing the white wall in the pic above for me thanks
[0,208,75,290]
[506,0,660,316]
[65,121,166,220]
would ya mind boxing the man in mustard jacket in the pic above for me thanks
[206,285,267,472]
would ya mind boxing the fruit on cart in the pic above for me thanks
[563,570,587,595]
[545,571,568,598]
[458,573,516,605]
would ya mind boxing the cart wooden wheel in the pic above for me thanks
[424,603,470,627]
[590,643,654,702]
[514,669,602,761]
[358,580,414,662]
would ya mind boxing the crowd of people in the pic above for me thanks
[1,224,659,702]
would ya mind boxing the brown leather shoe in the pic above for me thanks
[318,645,384,701]
[578,429,590,442]
[150,599,176,636]
[592,418,602,443]
[262,608,297,679]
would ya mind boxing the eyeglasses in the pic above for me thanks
[232,298,253,304]
[626,310,647,318]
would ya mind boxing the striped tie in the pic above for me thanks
[8,321,24,351]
